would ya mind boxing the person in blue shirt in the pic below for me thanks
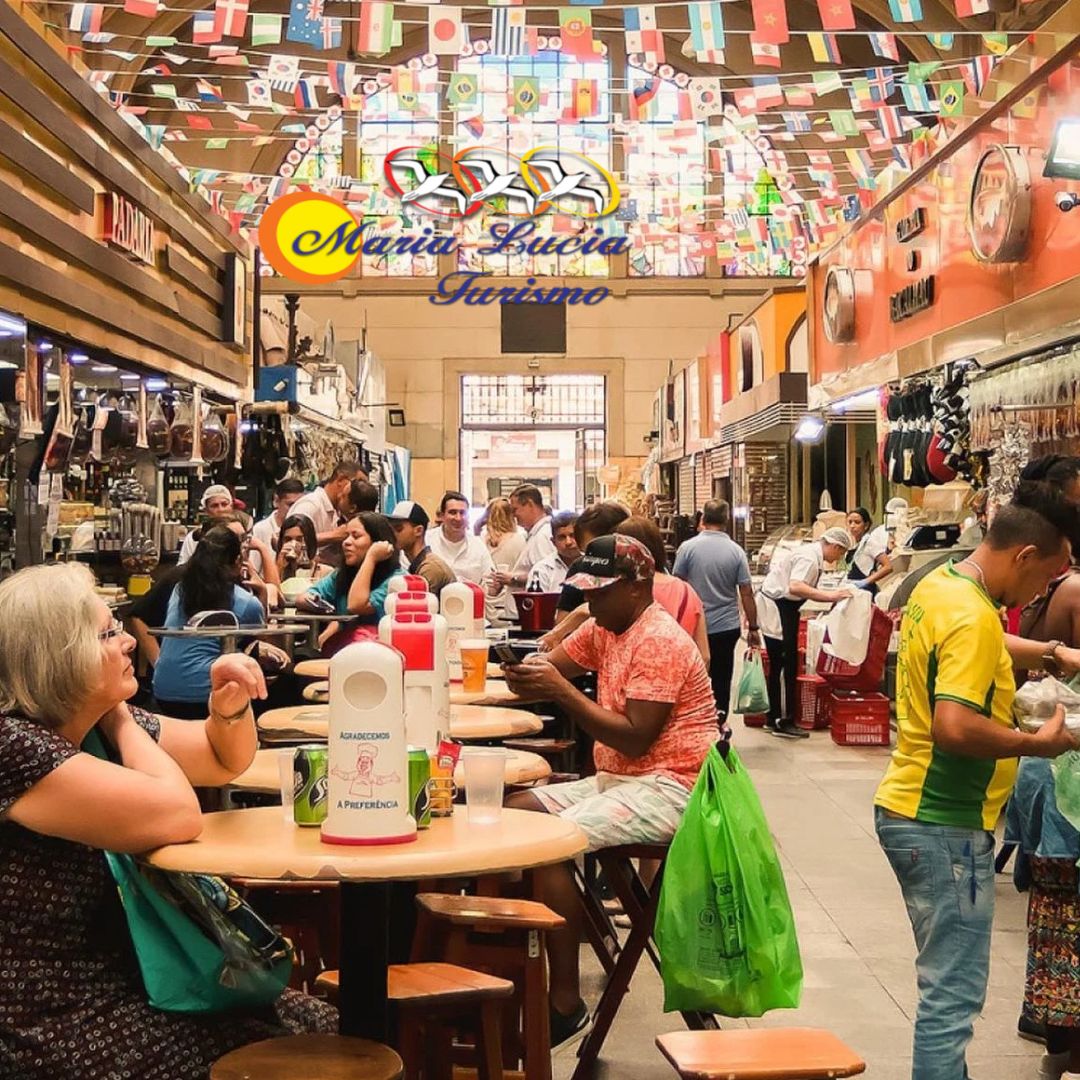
[152,524,265,718]
[298,512,403,654]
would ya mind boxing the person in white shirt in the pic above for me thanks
[252,478,305,553]
[759,527,853,740]
[427,491,494,585]
[177,484,235,565]
[526,512,580,593]
[490,485,557,621]
[845,507,893,596]
[289,461,368,568]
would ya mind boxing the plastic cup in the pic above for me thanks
[459,638,490,694]
[463,748,505,825]
[277,749,295,823]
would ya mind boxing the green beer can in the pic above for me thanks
[293,744,329,827]
[408,747,432,829]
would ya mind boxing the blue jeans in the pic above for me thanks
[874,807,996,1080]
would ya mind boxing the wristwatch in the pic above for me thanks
[1043,640,1064,678]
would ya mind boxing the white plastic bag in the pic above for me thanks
[805,617,827,674]
[820,591,873,666]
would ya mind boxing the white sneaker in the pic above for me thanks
[1040,1052,1069,1079]
[1058,1070,1080,1079]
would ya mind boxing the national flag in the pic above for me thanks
[356,1,394,55]
[246,78,272,107]
[142,61,172,76]
[82,32,115,43]
[784,83,814,106]
[186,114,213,130]
[900,81,932,111]
[783,111,812,133]
[267,54,300,92]
[954,0,990,14]
[623,6,665,62]
[286,0,323,46]
[750,38,781,67]
[250,13,283,44]
[327,61,356,96]
[151,82,177,98]
[817,0,855,29]
[69,3,103,33]
[828,109,858,136]
[732,87,759,115]
[926,33,954,49]
[877,105,903,141]
[491,8,525,55]
[193,10,221,43]
[938,79,964,116]
[869,32,899,61]
[570,78,599,118]
[983,32,1009,55]
[750,0,788,44]
[429,6,465,54]
[215,0,248,39]
[888,0,922,16]
[627,77,660,120]
[446,72,477,107]
[294,79,317,109]
[688,2,725,60]
[123,0,157,16]
[559,9,596,59]
[394,68,419,110]
[866,67,895,104]
[906,61,940,82]
[811,70,844,95]
[322,17,342,49]
[459,114,484,139]
[512,74,539,114]
[847,78,871,110]
[963,55,995,95]
[807,32,840,63]
[196,78,224,102]
[687,76,724,118]
[752,76,784,108]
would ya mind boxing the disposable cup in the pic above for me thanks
[463,748,505,825]
[459,638,490,694]
[277,749,295,823]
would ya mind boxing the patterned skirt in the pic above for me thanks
[1023,856,1080,1028]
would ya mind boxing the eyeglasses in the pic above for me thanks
[98,617,125,641]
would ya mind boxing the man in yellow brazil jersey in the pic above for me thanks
[875,487,1080,1080]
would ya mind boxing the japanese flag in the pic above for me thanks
[429,6,465,55]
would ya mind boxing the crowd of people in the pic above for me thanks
[9,457,1080,1077]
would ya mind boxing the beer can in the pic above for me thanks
[408,746,432,829]
[293,744,329,827]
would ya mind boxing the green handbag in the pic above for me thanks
[85,729,293,1013]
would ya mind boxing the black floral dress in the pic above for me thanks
[0,708,337,1079]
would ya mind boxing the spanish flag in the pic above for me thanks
[571,78,598,120]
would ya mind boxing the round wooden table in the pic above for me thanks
[296,658,519,685]
[144,806,585,1043]
[231,746,551,794]
[277,611,358,652]
[257,704,543,743]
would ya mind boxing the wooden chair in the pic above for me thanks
[210,1034,403,1080]
[655,1029,866,1079]
[316,962,514,1080]
[411,892,565,1080]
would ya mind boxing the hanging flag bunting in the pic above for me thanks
[491,7,525,55]
[869,32,899,61]
[570,78,599,118]
[267,53,301,91]
[627,77,660,120]
[246,78,273,107]
[69,3,103,34]
[123,0,157,17]
[811,70,844,95]
[783,111,813,134]
[322,17,342,49]
[356,2,394,55]
[906,60,940,82]
[750,0,789,44]
[927,33,955,49]
[750,38,781,67]
[688,2,725,62]
[294,79,318,109]
[900,81,932,111]
[512,74,540,114]
[686,76,724,118]
[752,76,784,108]
[447,71,477,107]
[429,6,465,54]
[954,0,990,14]
[623,6,665,62]
[877,105,903,141]
[193,11,222,44]
[865,66,895,104]
[286,0,323,47]
[817,0,855,30]
[250,13,283,44]
[963,55,995,95]
[807,32,840,64]
[938,79,964,116]
[459,114,485,139]
[394,69,419,110]
[828,109,858,136]
[151,83,177,98]
[559,9,596,58]
[327,61,356,97]
[196,78,224,102]
[215,0,249,39]
[982,32,1009,54]
[848,77,873,110]
[784,84,814,107]
[887,0,923,17]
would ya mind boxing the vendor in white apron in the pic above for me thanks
[845,508,893,596]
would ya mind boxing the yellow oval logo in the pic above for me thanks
[258,192,362,284]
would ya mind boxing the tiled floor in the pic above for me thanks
[559,726,1043,1079]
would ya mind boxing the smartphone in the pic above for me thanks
[303,595,336,616]
[493,642,520,665]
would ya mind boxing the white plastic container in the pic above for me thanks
[387,574,429,595]
[386,590,438,617]
[378,611,450,754]
[440,581,486,681]
[320,640,417,846]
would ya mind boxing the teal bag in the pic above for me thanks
[655,745,802,1017]
[734,650,770,714]
[85,730,292,1013]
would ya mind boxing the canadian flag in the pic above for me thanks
[429,6,465,55]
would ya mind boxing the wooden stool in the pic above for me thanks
[316,962,514,1080]
[211,1034,403,1079]
[655,1029,866,1079]
[411,893,565,1080]
[302,680,329,703]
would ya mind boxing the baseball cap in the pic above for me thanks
[387,500,430,528]
[565,534,655,592]
[200,484,232,509]
[822,526,854,550]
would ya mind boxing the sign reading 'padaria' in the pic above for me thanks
[102,192,155,266]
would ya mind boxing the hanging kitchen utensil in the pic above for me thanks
[168,395,194,461]
[147,394,171,458]
[199,404,229,464]
[42,355,75,473]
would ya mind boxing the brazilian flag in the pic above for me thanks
[512,75,540,116]
[938,80,964,117]
[447,73,477,109]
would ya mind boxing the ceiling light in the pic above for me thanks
[92,364,117,374]
[145,377,169,391]
[0,313,25,336]
[793,413,826,443]
[829,389,880,413]
[69,352,89,363]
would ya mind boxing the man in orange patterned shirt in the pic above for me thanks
[505,534,718,1049]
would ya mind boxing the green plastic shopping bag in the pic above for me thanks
[734,650,769,715]
[655,744,802,1017]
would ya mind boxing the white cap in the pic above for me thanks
[200,484,232,508]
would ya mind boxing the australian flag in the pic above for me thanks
[286,0,323,46]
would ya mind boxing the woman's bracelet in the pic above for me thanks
[209,700,253,723]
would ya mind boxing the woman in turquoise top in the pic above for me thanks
[298,512,403,654]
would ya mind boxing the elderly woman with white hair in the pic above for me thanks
[0,563,336,1078]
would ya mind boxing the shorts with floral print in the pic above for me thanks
[531,772,691,852]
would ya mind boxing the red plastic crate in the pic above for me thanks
[797,618,809,651]
[816,605,892,691]
[796,674,830,730]
[829,691,891,747]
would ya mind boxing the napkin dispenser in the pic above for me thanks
[321,640,416,846]
[440,581,486,682]
[388,574,429,595]
[386,590,438,617]
[378,611,449,754]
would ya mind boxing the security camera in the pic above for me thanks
[1055,192,1080,212]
